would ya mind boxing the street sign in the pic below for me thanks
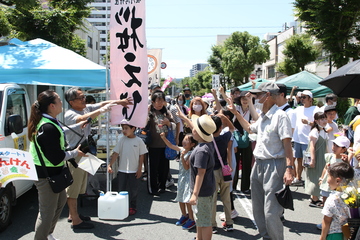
[250,74,256,80]
[160,62,167,69]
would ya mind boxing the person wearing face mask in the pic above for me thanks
[227,82,294,240]
[189,97,207,118]
[183,87,193,107]
[290,90,319,186]
[305,112,328,208]
[319,93,338,118]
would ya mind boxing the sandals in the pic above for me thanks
[309,199,323,208]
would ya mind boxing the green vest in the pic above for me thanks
[30,117,65,167]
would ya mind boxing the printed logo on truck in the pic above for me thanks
[14,135,26,150]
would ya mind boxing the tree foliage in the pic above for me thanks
[0,0,91,55]
[223,32,270,86]
[294,0,360,68]
[276,34,320,75]
[180,70,213,97]
[209,31,270,87]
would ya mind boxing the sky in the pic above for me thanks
[145,0,296,79]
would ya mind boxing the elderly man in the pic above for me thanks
[64,87,132,229]
[229,82,294,240]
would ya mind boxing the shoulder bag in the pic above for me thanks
[212,139,232,183]
[165,125,178,160]
[34,138,73,193]
[302,134,326,168]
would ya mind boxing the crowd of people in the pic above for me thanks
[23,82,360,240]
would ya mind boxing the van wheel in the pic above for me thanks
[0,188,12,232]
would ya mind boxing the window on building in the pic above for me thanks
[100,46,106,50]
[268,66,275,79]
[96,42,98,50]
[100,30,106,34]
[87,36,93,49]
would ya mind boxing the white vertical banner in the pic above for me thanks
[148,48,162,86]
[110,0,148,127]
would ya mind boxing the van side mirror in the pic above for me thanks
[6,114,23,135]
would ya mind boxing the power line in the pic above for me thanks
[147,26,281,29]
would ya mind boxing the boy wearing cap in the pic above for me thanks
[188,115,216,240]
[324,105,339,153]
[228,82,294,240]
[291,90,319,185]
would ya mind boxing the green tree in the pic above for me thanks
[0,0,91,56]
[220,32,270,86]
[294,0,360,68]
[191,70,213,96]
[276,34,320,75]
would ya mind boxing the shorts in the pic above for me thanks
[294,142,308,159]
[66,156,88,198]
[194,195,213,227]
[320,190,331,198]
[326,233,343,240]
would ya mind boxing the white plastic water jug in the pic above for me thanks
[98,191,129,220]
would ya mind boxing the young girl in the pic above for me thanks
[160,132,198,230]
[319,136,351,204]
[320,162,354,240]
[305,112,328,207]
[317,136,350,230]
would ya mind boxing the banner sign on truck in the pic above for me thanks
[110,0,148,128]
[0,148,38,187]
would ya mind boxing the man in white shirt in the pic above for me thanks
[291,90,319,185]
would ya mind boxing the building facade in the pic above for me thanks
[190,63,209,78]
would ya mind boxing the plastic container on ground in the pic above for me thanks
[98,191,129,220]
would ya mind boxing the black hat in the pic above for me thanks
[183,87,191,92]
[149,83,160,90]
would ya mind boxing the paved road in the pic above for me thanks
[0,160,323,240]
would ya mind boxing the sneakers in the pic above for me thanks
[222,222,234,231]
[219,209,239,221]
[291,178,304,186]
[182,219,196,230]
[47,234,59,240]
[316,223,322,230]
[212,227,218,234]
[166,179,175,188]
[176,215,189,226]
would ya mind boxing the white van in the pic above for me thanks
[0,83,33,232]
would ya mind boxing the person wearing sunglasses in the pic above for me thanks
[64,87,133,230]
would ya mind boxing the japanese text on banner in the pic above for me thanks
[0,148,38,187]
[110,0,147,127]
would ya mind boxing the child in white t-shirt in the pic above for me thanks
[108,121,148,216]
[320,162,354,240]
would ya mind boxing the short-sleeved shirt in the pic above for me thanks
[64,103,101,149]
[213,131,232,170]
[250,104,292,160]
[321,191,350,234]
[326,122,339,153]
[320,154,341,192]
[112,136,148,173]
[190,142,215,197]
[291,105,318,144]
